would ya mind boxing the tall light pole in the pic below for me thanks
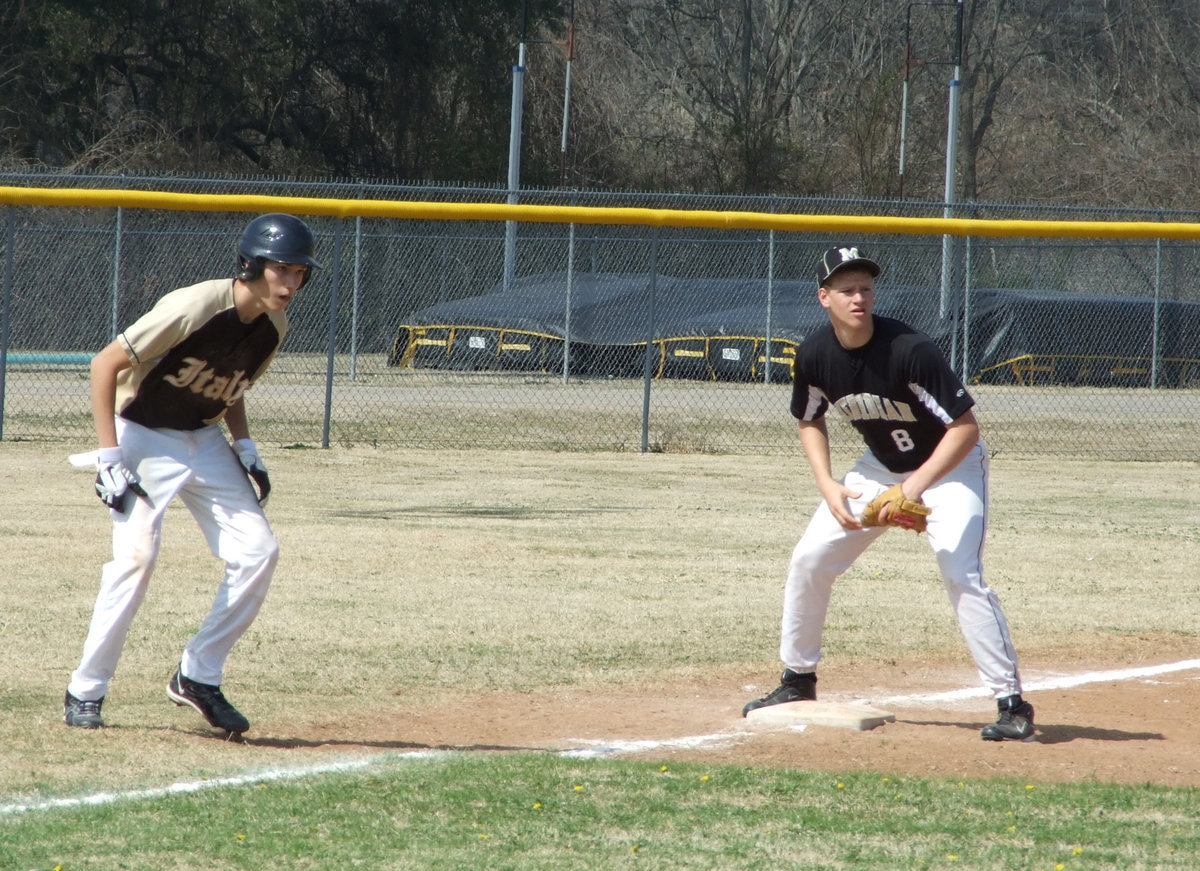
[504,0,530,293]
[898,32,913,200]
[940,0,964,377]
[559,0,575,187]
[899,1,964,209]
[899,2,965,365]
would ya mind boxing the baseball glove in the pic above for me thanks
[860,484,931,533]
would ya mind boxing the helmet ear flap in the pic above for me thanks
[237,256,265,282]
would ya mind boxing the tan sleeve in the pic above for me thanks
[117,279,235,365]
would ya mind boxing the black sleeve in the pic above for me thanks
[905,339,975,424]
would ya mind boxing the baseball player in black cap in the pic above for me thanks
[64,213,319,737]
[743,244,1034,741]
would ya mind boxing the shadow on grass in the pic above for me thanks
[331,505,636,520]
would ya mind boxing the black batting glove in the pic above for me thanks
[233,438,271,507]
[94,447,148,513]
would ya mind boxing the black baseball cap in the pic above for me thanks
[817,245,881,285]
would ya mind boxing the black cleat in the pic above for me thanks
[742,669,818,717]
[981,696,1035,742]
[167,669,250,734]
[64,691,105,729]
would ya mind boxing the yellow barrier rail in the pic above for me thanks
[974,353,1200,387]
[3,185,1200,240]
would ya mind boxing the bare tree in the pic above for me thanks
[1040,0,1200,208]
[567,0,857,193]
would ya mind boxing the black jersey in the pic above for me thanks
[790,316,974,473]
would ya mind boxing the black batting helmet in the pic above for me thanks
[236,213,321,285]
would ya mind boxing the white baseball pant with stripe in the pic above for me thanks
[67,417,277,700]
[779,441,1023,699]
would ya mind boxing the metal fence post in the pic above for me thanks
[962,235,972,383]
[111,206,123,340]
[640,227,659,453]
[0,206,14,441]
[351,213,362,381]
[563,220,575,383]
[321,219,347,448]
[765,227,776,384]
[1152,236,1162,389]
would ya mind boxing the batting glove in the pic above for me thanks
[234,438,271,508]
[94,447,148,512]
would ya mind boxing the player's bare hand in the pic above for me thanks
[820,481,862,530]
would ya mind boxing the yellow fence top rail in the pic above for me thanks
[3,185,1200,240]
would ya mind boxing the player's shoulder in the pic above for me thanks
[146,278,233,313]
[798,322,837,355]
[873,316,939,352]
[144,278,236,321]
[873,315,922,339]
[157,278,233,303]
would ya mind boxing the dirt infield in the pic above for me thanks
[247,640,1200,788]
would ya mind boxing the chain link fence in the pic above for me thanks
[3,173,1200,459]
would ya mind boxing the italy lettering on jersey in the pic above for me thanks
[790,316,974,473]
[114,279,287,430]
[162,358,251,406]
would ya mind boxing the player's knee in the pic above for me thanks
[789,542,854,580]
[234,528,278,573]
[112,527,161,571]
[254,532,280,570]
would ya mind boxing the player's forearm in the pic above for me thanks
[90,383,118,448]
[798,420,838,488]
[223,398,252,442]
[89,341,130,448]
[904,414,980,497]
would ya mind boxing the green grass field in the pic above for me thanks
[2,442,1199,869]
[6,755,1199,870]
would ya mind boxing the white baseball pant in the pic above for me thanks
[779,442,1023,699]
[68,418,277,700]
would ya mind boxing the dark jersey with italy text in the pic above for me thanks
[789,316,974,473]
[114,279,287,431]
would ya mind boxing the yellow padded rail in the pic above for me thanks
[2,185,1200,239]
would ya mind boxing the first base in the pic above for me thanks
[745,700,895,731]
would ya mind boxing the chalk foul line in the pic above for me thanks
[0,752,445,818]
[877,658,1200,707]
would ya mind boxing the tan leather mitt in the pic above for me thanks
[859,484,931,533]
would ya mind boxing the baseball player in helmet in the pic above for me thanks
[743,245,1034,741]
[64,213,320,736]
